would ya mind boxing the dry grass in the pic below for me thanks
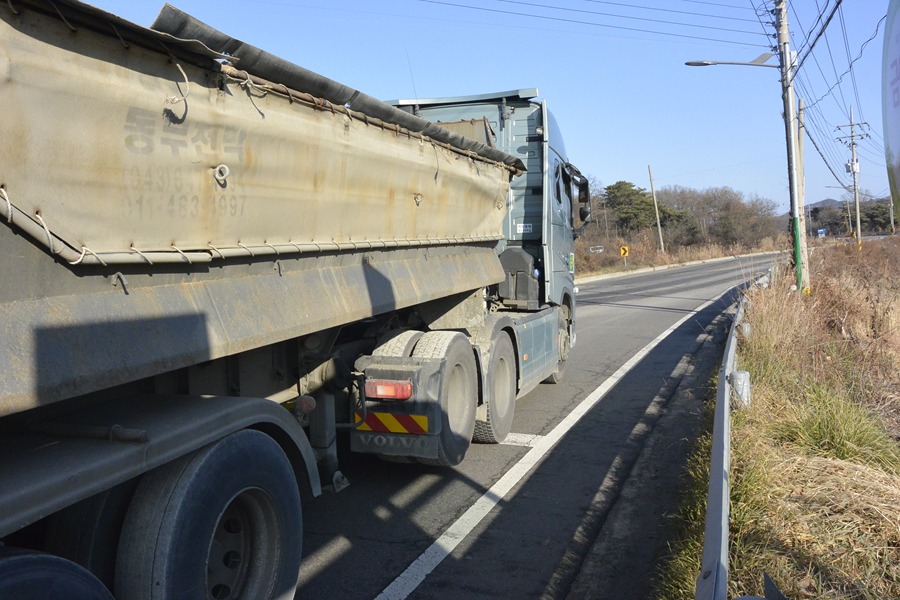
[766,456,900,597]
[656,237,900,599]
[731,238,900,599]
[574,230,784,276]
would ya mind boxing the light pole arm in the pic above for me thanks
[684,53,777,68]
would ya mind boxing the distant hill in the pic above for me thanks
[807,198,842,209]
[781,197,843,217]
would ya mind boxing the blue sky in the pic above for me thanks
[88,1,889,214]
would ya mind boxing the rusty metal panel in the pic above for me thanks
[0,3,511,265]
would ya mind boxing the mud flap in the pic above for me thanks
[349,355,446,459]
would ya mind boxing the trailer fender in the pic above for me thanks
[0,394,321,539]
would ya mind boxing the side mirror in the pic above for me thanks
[567,163,591,204]
[566,162,592,238]
[574,198,593,239]
[578,181,589,204]
[576,178,591,222]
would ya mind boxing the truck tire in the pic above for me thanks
[411,331,477,466]
[0,548,113,599]
[44,479,138,593]
[473,331,516,443]
[373,329,423,358]
[543,305,571,384]
[115,429,302,600]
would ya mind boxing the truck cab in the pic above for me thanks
[391,89,591,318]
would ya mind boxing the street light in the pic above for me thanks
[684,53,777,68]
[685,0,809,293]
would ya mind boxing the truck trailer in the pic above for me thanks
[0,1,591,598]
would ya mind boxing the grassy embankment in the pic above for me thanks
[656,237,900,599]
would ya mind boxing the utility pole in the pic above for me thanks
[647,165,665,254]
[837,107,865,248]
[601,195,611,245]
[844,194,853,235]
[797,97,809,279]
[775,0,808,291]
[888,197,896,233]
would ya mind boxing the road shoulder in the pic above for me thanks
[565,308,731,599]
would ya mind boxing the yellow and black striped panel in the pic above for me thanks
[355,412,428,435]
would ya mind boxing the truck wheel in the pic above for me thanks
[474,331,516,443]
[44,479,138,593]
[0,548,113,599]
[411,331,477,466]
[115,429,302,600]
[373,329,423,357]
[544,305,571,384]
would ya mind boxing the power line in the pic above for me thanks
[838,6,864,123]
[796,78,851,177]
[788,1,809,50]
[855,144,886,166]
[417,0,769,47]
[818,8,851,120]
[800,13,886,112]
[683,0,754,9]
[803,51,849,120]
[749,0,775,41]
[859,132,885,156]
[795,0,842,73]
[755,0,873,190]
[582,0,761,24]
[496,0,767,36]
[802,105,848,177]
[805,125,852,189]
[794,0,830,55]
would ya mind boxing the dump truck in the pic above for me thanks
[0,1,591,598]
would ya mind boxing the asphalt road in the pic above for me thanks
[296,255,776,600]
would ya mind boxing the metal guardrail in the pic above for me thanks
[694,272,782,600]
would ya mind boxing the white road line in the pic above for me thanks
[375,296,720,600]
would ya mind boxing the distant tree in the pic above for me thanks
[616,198,657,231]
[702,187,745,245]
[810,206,823,224]
[594,181,780,249]
[742,193,781,244]
[815,206,848,235]
[604,181,649,210]
[655,185,697,213]
[657,185,779,247]
[862,202,891,231]
[664,215,702,246]
[655,185,702,244]
[604,181,656,232]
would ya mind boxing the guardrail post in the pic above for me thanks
[729,371,751,409]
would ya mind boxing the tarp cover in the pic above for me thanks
[0,1,513,258]
[151,5,524,173]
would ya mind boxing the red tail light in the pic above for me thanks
[364,379,413,401]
